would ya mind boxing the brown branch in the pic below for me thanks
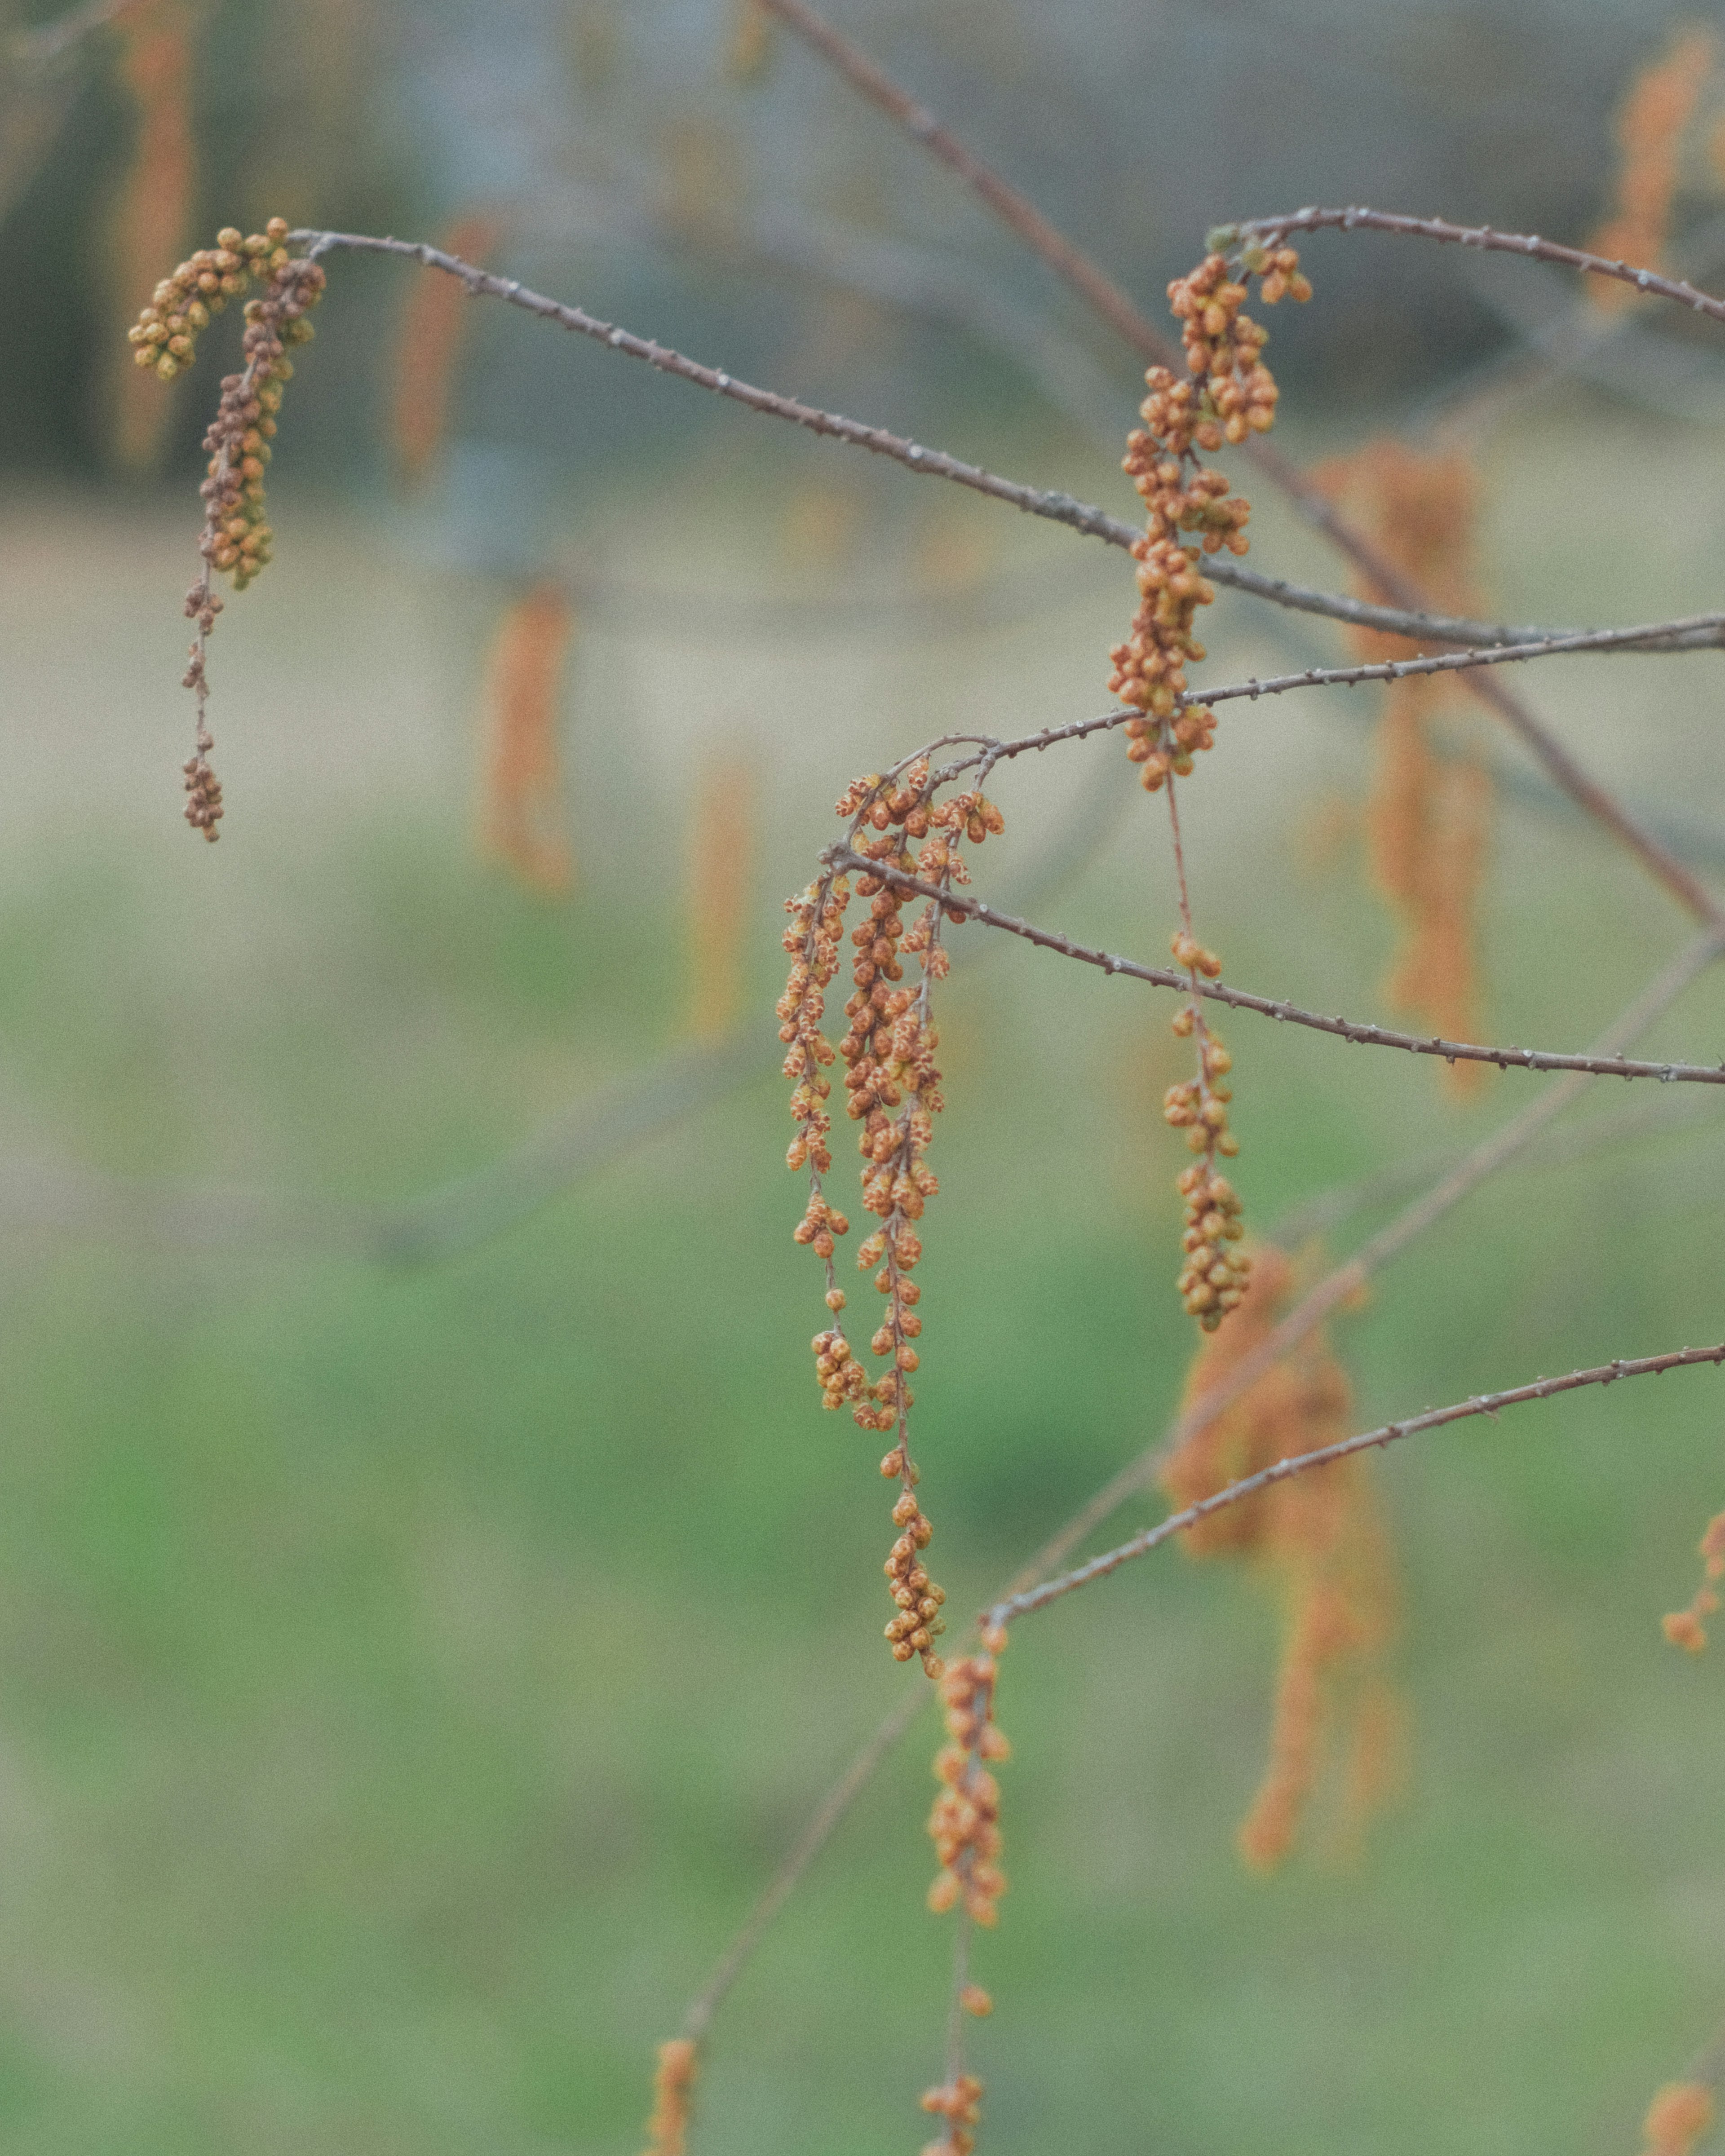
[285,229,1704,664]
[827,848,1725,1088]
[752,0,1725,930]
[1000,921,1725,1598]
[988,1339,1725,1627]
[1229,205,1725,327]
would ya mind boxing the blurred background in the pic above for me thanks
[7,0,1725,2149]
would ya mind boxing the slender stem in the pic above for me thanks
[679,1684,932,2045]
[827,848,1725,1088]
[283,232,1721,668]
[989,1338,1725,1626]
[1230,205,1725,327]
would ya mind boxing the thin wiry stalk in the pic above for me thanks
[1229,205,1725,327]
[283,230,1710,664]
[827,848,1725,1088]
[999,921,1725,1601]
[749,0,1725,928]
[1269,1085,1725,1249]
[677,1685,932,2046]
[987,1340,1725,1628]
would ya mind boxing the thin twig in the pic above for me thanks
[285,229,1709,663]
[1269,1084,1725,1249]
[827,848,1725,1087]
[987,1339,1725,1627]
[679,1683,931,2044]
[752,0,1725,928]
[1228,205,1725,327]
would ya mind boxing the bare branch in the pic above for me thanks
[828,848,1725,1087]
[287,228,1706,663]
[1228,205,1725,328]
[988,1339,1725,1628]
[752,0,1725,930]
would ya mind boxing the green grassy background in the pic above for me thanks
[2,390,1725,2154]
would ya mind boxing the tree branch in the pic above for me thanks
[286,229,1710,662]
[750,0,1725,930]
[988,1340,1725,1628]
[1227,205,1725,327]
[827,848,1725,1087]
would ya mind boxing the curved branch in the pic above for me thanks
[288,228,1707,663]
[827,848,1725,1087]
[1228,205,1725,327]
[988,1340,1725,1628]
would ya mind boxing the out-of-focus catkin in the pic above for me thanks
[392,211,501,484]
[1641,2081,1716,2156]
[1325,439,1493,1090]
[686,755,756,1039]
[478,581,576,895]
[1587,27,1717,309]
[1661,1509,1725,1652]
[1161,1247,1402,1869]
[108,0,196,470]
[639,2037,699,2156]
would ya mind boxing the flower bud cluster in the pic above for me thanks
[190,230,325,593]
[884,1486,946,1674]
[1108,247,1309,790]
[126,221,292,382]
[783,768,1002,1666]
[1175,1162,1248,1330]
[783,872,855,1401]
[1662,1508,1725,1652]
[1163,931,1248,1330]
[927,1651,1009,1926]
[919,2074,985,2156]
[639,2036,699,2156]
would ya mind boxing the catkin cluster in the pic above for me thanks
[783,769,1004,1669]
[1661,1510,1725,1652]
[1641,2081,1717,2156]
[1107,247,1307,791]
[919,2074,985,2156]
[1162,1250,1402,1868]
[1163,935,1249,1330]
[638,2037,699,2156]
[884,1486,947,1671]
[927,1650,1009,1926]
[190,231,325,592]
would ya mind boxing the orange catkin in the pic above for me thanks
[1161,1247,1402,1869]
[686,755,756,1039]
[639,2037,699,2156]
[1661,1508,1725,1652]
[1331,440,1493,1093]
[478,581,575,894]
[1641,2081,1716,2156]
[1587,27,1717,309]
[392,211,501,484]
[108,0,196,470]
